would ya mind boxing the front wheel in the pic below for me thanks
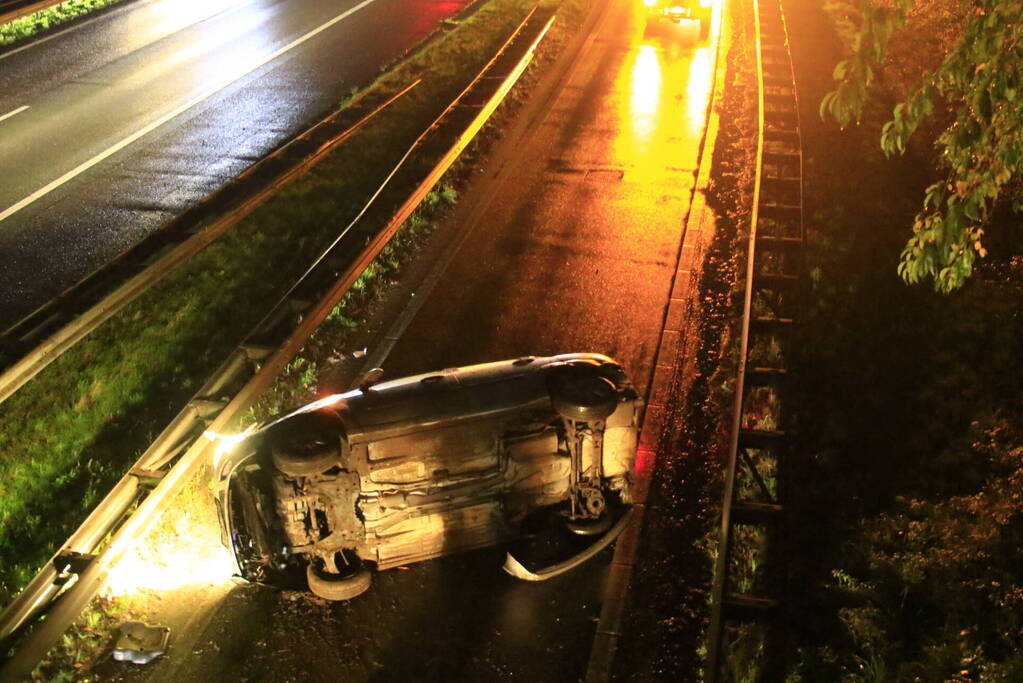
[268,410,345,478]
[306,561,372,601]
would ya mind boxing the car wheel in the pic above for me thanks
[306,561,372,601]
[269,410,344,477]
[549,365,619,422]
[698,15,710,39]
[565,514,613,536]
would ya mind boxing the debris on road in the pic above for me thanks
[112,621,170,664]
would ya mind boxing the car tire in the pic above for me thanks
[698,15,710,39]
[306,562,372,601]
[269,411,344,477]
[565,515,613,536]
[549,365,619,422]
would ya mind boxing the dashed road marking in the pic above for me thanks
[0,105,29,123]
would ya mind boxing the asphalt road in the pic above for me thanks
[89,1,716,680]
[0,0,470,326]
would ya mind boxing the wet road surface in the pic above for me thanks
[0,0,469,325]
[91,0,716,680]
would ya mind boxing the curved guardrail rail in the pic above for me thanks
[0,8,554,677]
[705,0,804,677]
[0,81,420,406]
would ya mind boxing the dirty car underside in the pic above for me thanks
[217,354,641,600]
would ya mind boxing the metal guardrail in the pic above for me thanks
[705,0,804,677]
[0,8,554,677]
[0,82,419,406]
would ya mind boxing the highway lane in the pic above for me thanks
[86,1,717,681]
[0,0,469,325]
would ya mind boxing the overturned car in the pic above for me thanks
[215,353,641,600]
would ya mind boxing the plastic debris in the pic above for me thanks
[112,621,170,664]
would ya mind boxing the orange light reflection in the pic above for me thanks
[628,44,663,152]
[685,46,713,135]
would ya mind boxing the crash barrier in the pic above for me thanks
[0,7,555,677]
[0,77,419,406]
[705,0,804,678]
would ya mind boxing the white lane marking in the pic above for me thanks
[0,0,379,224]
[0,105,29,123]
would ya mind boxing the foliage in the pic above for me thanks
[29,595,132,681]
[820,0,1023,292]
[0,0,126,47]
[828,417,1023,680]
[250,188,457,421]
[790,2,1023,661]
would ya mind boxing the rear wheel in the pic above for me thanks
[548,365,619,422]
[306,559,372,601]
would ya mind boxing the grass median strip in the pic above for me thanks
[0,0,126,47]
[0,0,565,609]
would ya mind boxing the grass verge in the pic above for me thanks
[0,0,126,47]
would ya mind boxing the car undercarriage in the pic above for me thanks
[217,355,640,600]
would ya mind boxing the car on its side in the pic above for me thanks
[643,0,713,39]
[215,353,641,600]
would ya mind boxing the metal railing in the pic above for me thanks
[705,0,804,677]
[0,8,554,676]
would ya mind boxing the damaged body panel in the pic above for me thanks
[215,353,641,600]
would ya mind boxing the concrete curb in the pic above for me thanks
[583,2,732,680]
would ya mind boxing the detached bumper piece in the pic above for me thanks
[113,622,170,665]
[503,508,634,581]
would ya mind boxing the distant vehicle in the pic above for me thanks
[215,354,641,600]
[643,0,713,39]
